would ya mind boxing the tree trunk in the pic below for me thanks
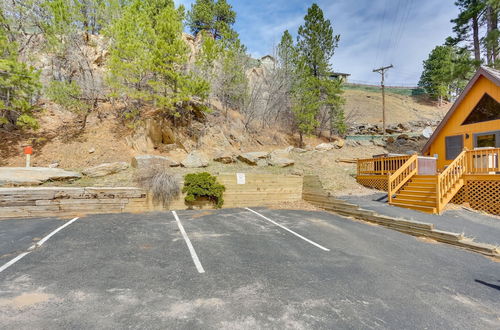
[472,15,481,63]
[490,5,499,64]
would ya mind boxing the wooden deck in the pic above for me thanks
[356,149,500,215]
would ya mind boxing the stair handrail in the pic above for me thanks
[437,150,468,212]
[387,154,418,203]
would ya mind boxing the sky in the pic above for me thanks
[174,0,459,86]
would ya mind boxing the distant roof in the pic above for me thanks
[330,72,351,77]
[260,55,276,61]
[422,66,500,154]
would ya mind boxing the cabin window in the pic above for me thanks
[474,130,500,148]
[445,135,463,160]
[462,93,500,125]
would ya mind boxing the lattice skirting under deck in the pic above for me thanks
[356,176,388,192]
[451,179,500,215]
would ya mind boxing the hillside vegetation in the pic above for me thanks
[0,1,451,195]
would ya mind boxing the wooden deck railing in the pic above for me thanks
[466,148,500,174]
[357,155,411,176]
[437,150,468,213]
[388,154,418,203]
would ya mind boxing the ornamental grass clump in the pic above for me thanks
[183,172,226,208]
[135,165,180,206]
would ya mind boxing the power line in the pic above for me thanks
[390,0,413,64]
[374,0,389,67]
[382,0,403,65]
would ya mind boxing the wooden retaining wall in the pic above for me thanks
[0,173,303,219]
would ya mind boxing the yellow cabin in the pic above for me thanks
[356,67,499,215]
[422,66,500,170]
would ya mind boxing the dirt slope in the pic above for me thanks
[344,89,450,126]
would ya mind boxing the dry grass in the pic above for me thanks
[134,165,180,206]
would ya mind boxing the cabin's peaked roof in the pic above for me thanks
[422,66,500,154]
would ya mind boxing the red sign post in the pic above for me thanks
[23,146,33,167]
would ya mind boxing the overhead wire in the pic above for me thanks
[390,0,413,64]
[374,0,389,68]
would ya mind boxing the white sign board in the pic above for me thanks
[236,173,246,185]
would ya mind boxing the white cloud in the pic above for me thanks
[175,0,459,85]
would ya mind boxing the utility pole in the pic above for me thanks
[373,65,393,136]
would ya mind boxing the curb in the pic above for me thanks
[303,177,500,260]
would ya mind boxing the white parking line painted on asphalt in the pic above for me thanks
[1,217,80,274]
[0,252,31,274]
[172,211,205,274]
[245,208,330,251]
[29,217,80,249]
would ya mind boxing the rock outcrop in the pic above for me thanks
[131,155,180,169]
[181,151,209,168]
[0,167,82,187]
[237,152,269,165]
[268,155,295,167]
[213,151,236,164]
[82,162,129,178]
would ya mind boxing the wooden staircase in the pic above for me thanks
[387,150,468,214]
[390,175,437,213]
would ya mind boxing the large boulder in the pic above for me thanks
[82,162,129,178]
[181,151,209,168]
[292,147,308,153]
[0,167,82,187]
[333,138,345,149]
[213,151,236,164]
[315,139,344,151]
[268,155,295,168]
[237,152,269,165]
[315,143,336,151]
[131,155,180,169]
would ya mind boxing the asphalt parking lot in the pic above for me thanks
[1,208,499,329]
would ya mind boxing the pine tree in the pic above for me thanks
[419,45,475,104]
[277,30,296,75]
[0,9,40,129]
[107,0,209,118]
[449,0,485,63]
[187,0,236,40]
[449,0,500,67]
[297,3,339,78]
[291,3,345,143]
[484,0,499,67]
[213,0,236,40]
[216,38,248,116]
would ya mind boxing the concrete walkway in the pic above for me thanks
[340,193,500,247]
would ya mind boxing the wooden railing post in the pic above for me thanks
[388,172,392,203]
[436,177,442,213]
